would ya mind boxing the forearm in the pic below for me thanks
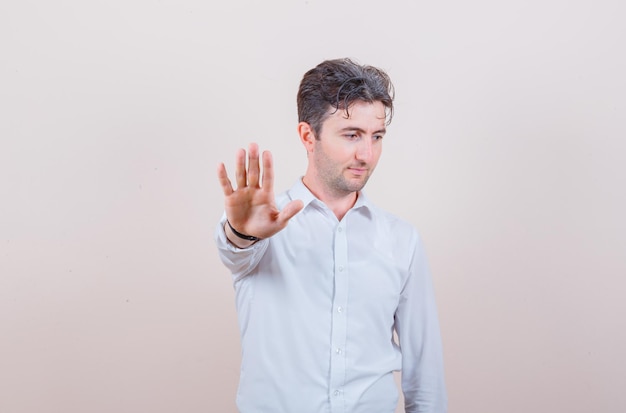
[214,215,269,282]
[401,347,447,413]
[398,308,447,413]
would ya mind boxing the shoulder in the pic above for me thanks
[366,202,422,246]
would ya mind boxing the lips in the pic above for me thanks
[347,167,368,176]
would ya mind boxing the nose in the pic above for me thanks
[355,138,373,162]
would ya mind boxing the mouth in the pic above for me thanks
[347,167,368,176]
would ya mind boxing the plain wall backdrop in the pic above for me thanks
[1,1,625,412]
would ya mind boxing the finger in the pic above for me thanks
[234,148,247,189]
[278,199,304,225]
[217,162,234,196]
[261,150,274,192]
[247,142,260,188]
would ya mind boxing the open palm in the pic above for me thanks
[217,143,303,240]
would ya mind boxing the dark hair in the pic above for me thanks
[297,58,395,138]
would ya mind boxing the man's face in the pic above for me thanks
[311,100,386,198]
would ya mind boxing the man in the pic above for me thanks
[215,58,447,413]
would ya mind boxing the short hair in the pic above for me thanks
[297,58,395,138]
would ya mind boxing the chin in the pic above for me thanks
[346,179,369,193]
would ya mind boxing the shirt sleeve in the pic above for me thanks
[214,213,270,283]
[394,232,448,413]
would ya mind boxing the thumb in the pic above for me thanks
[277,200,304,225]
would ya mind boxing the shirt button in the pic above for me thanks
[336,348,342,355]
[334,390,341,396]
[338,265,344,272]
[337,306,343,313]
[338,227,343,233]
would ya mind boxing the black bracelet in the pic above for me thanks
[226,220,260,242]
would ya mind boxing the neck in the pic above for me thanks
[302,176,358,221]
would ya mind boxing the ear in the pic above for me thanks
[297,122,316,153]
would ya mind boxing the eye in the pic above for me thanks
[373,135,384,141]
[344,133,359,140]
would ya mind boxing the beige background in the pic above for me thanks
[1,0,625,412]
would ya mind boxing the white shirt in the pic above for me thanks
[215,179,447,413]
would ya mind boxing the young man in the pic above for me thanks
[215,58,447,413]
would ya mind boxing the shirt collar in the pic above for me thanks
[287,178,374,213]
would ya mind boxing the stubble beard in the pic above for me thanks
[319,163,372,198]
[312,140,375,198]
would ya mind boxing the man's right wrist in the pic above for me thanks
[224,222,257,249]
[226,220,260,242]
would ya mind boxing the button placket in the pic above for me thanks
[329,222,348,412]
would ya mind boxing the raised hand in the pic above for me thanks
[217,143,304,245]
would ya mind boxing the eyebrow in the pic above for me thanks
[339,126,387,135]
